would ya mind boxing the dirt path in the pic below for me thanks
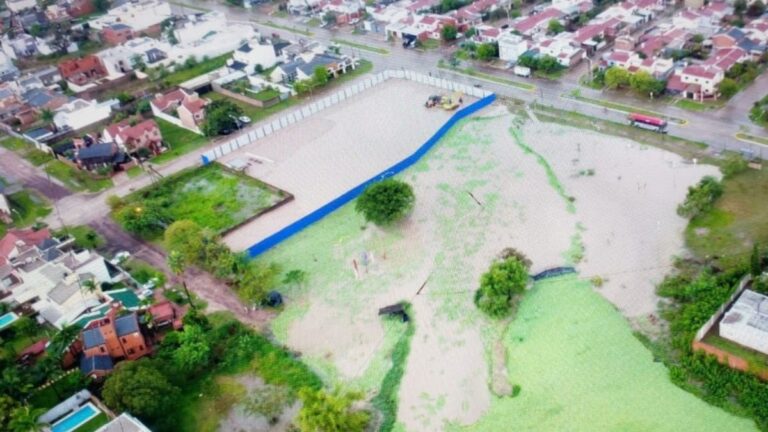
[89,216,272,329]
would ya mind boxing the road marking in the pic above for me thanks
[735,132,768,146]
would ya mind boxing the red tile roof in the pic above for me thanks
[683,64,717,79]
[151,88,190,111]
[0,228,51,265]
[514,8,562,33]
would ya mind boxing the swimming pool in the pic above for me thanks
[0,312,19,331]
[51,403,100,432]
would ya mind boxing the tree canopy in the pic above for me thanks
[355,179,415,225]
[297,388,370,432]
[676,176,723,219]
[547,19,564,34]
[441,25,458,42]
[201,100,244,137]
[604,66,631,89]
[474,253,530,318]
[102,359,180,420]
[476,43,498,61]
[628,70,665,96]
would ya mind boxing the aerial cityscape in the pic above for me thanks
[0,0,767,431]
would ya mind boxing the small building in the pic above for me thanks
[230,38,285,74]
[81,307,150,362]
[95,413,152,432]
[58,55,108,87]
[270,52,357,83]
[103,119,163,155]
[150,88,208,134]
[498,32,530,63]
[148,301,184,329]
[74,141,126,170]
[719,289,768,356]
[101,23,135,46]
[0,52,20,83]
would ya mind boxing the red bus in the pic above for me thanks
[628,113,668,133]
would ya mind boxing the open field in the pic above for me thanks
[153,118,210,165]
[120,164,288,237]
[254,102,747,430]
[221,79,463,251]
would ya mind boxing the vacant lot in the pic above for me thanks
[120,164,289,236]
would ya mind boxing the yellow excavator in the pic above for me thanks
[441,92,463,111]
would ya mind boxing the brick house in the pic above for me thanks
[150,88,208,133]
[81,306,149,362]
[101,23,135,46]
[103,118,163,155]
[58,55,108,86]
[65,0,96,18]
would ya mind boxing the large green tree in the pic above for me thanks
[164,220,204,264]
[476,43,498,61]
[171,325,211,374]
[474,255,530,318]
[297,388,370,432]
[676,176,723,219]
[355,179,415,226]
[116,203,169,238]
[8,406,47,432]
[604,66,631,89]
[102,359,180,421]
[629,70,665,97]
[441,25,458,42]
[201,100,244,137]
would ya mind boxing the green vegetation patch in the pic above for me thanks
[165,53,230,87]
[153,119,209,165]
[461,276,758,432]
[332,38,389,55]
[686,168,768,265]
[54,225,105,249]
[437,63,536,91]
[116,164,288,238]
[206,92,297,125]
[44,160,113,192]
[372,313,415,432]
[565,92,687,124]
[6,190,51,227]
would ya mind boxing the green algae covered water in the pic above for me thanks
[462,275,758,432]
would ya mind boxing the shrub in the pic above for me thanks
[356,179,415,226]
[720,154,749,178]
[474,254,530,318]
[676,176,723,219]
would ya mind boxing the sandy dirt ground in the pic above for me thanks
[220,79,472,252]
[525,121,719,318]
[259,102,721,431]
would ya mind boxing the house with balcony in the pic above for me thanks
[101,23,135,46]
[103,119,163,155]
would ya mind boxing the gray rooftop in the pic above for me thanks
[48,281,79,305]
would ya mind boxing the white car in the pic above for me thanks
[110,251,131,265]
[239,116,252,125]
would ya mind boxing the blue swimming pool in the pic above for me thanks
[51,403,100,432]
[0,312,18,330]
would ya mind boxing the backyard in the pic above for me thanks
[153,119,209,165]
[115,163,289,239]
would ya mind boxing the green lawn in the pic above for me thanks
[262,20,313,36]
[332,38,389,55]
[54,225,105,249]
[0,135,56,166]
[74,413,109,432]
[702,333,768,376]
[123,258,166,286]
[438,63,536,91]
[252,87,280,102]
[736,132,768,146]
[117,164,289,238]
[164,54,231,87]
[307,17,321,27]
[44,160,113,193]
[565,93,687,125]
[126,165,143,178]
[675,99,723,112]
[153,119,209,165]
[686,168,768,266]
[206,92,298,124]
[6,190,51,227]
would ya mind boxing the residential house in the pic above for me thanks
[160,12,256,67]
[0,229,124,328]
[95,45,136,78]
[53,98,118,132]
[386,14,459,42]
[88,0,172,34]
[58,55,108,87]
[270,52,357,83]
[604,49,674,78]
[80,355,114,377]
[103,119,163,155]
[64,0,95,18]
[718,289,768,356]
[319,0,365,25]
[513,8,564,38]
[149,301,184,329]
[711,27,766,60]
[95,413,152,432]
[472,25,502,44]
[151,88,208,134]
[498,31,530,63]
[1,33,53,59]
[45,5,71,22]
[74,141,127,170]
[287,0,324,15]
[0,52,20,83]
[6,0,37,14]
[230,38,284,74]
[30,66,62,87]
[101,23,135,46]
[81,306,150,363]
[453,0,503,29]
[536,34,585,67]
[572,18,623,56]
[15,10,49,34]
[0,84,24,120]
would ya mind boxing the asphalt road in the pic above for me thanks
[0,145,71,200]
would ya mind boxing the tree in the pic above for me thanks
[747,0,766,17]
[0,366,33,399]
[201,100,243,137]
[629,70,665,97]
[476,43,498,61]
[676,176,723,219]
[537,55,561,74]
[131,54,146,71]
[47,324,81,363]
[93,0,110,13]
[40,108,56,132]
[102,359,179,421]
[547,19,564,35]
[474,255,530,318]
[136,99,151,114]
[0,395,21,431]
[323,11,337,25]
[171,325,211,374]
[313,66,330,86]
[238,262,279,305]
[355,179,415,225]
[719,77,739,99]
[720,153,748,178]
[168,250,196,311]
[441,25,458,42]
[8,406,47,432]
[116,203,168,238]
[165,220,204,264]
[297,388,370,432]
[116,92,134,105]
[13,316,37,337]
[604,67,630,89]
[735,0,747,15]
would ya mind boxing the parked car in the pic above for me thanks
[238,116,252,125]
[110,251,130,265]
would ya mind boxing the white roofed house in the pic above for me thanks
[498,31,530,63]
[319,0,365,25]
[229,38,286,75]
[0,52,20,83]
[6,0,38,13]
[87,0,172,34]
[53,98,118,132]
[270,52,357,83]
[719,289,768,356]
[535,34,585,68]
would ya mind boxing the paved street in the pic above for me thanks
[0,145,71,201]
